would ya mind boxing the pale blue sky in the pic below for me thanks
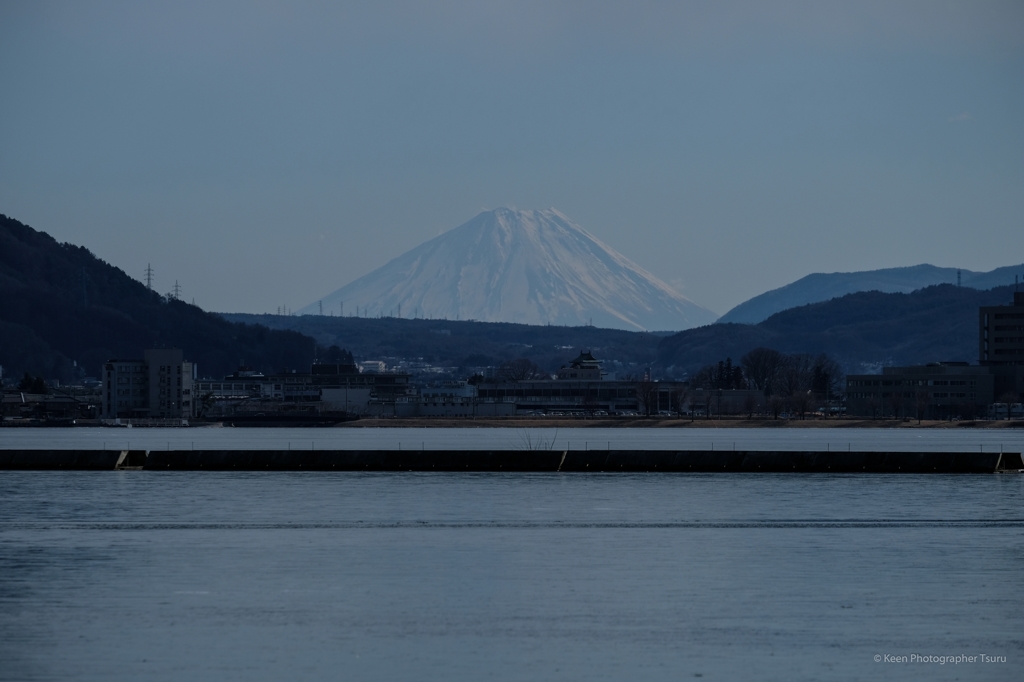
[1,1,1022,317]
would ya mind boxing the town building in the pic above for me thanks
[101,348,194,420]
[846,362,994,420]
[980,291,1024,401]
[474,350,686,415]
[394,380,515,418]
[980,291,1024,365]
[556,351,604,380]
[194,361,412,417]
[846,292,1024,418]
[1,392,98,422]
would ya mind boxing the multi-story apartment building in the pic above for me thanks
[980,291,1024,365]
[980,291,1024,401]
[101,348,194,419]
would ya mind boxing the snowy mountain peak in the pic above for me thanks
[299,208,717,332]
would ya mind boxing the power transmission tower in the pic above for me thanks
[170,281,182,300]
[397,303,401,318]
[319,300,323,315]
[144,264,154,290]
[340,301,344,317]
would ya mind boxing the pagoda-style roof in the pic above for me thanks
[568,350,601,368]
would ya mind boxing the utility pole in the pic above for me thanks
[144,264,154,290]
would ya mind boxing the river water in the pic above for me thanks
[1,468,1022,681]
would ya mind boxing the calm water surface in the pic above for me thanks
[1,471,1022,681]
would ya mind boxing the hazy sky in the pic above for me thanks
[2,1,1022,317]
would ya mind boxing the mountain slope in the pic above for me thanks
[659,284,1016,375]
[299,208,717,332]
[223,313,667,379]
[0,213,316,381]
[719,264,1024,324]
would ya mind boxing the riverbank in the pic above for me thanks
[339,417,1024,429]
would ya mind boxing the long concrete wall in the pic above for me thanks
[2,449,1021,473]
[0,449,126,470]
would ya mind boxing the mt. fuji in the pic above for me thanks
[299,208,717,331]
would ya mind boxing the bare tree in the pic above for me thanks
[497,358,545,383]
[769,395,785,419]
[775,354,812,400]
[689,364,716,390]
[810,354,843,408]
[997,392,1019,420]
[635,379,659,417]
[702,391,715,420]
[741,348,784,394]
[790,389,813,420]
[670,384,691,418]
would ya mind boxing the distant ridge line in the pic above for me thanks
[720,263,1024,325]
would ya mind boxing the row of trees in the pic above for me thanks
[688,348,845,419]
[692,348,844,398]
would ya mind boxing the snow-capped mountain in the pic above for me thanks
[299,208,717,331]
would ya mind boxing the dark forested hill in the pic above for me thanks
[718,264,1023,324]
[0,213,316,382]
[219,313,667,378]
[659,284,1015,374]
[228,283,1015,381]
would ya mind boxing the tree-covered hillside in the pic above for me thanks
[227,282,1013,380]
[659,284,1013,374]
[0,213,317,382]
[220,313,668,378]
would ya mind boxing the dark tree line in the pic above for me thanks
[317,345,355,366]
[0,213,318,382]
[689,347,844,419]
[17,372,49,395]
[496,358,548,382]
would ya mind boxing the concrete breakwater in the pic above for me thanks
[1,449,1021,473]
